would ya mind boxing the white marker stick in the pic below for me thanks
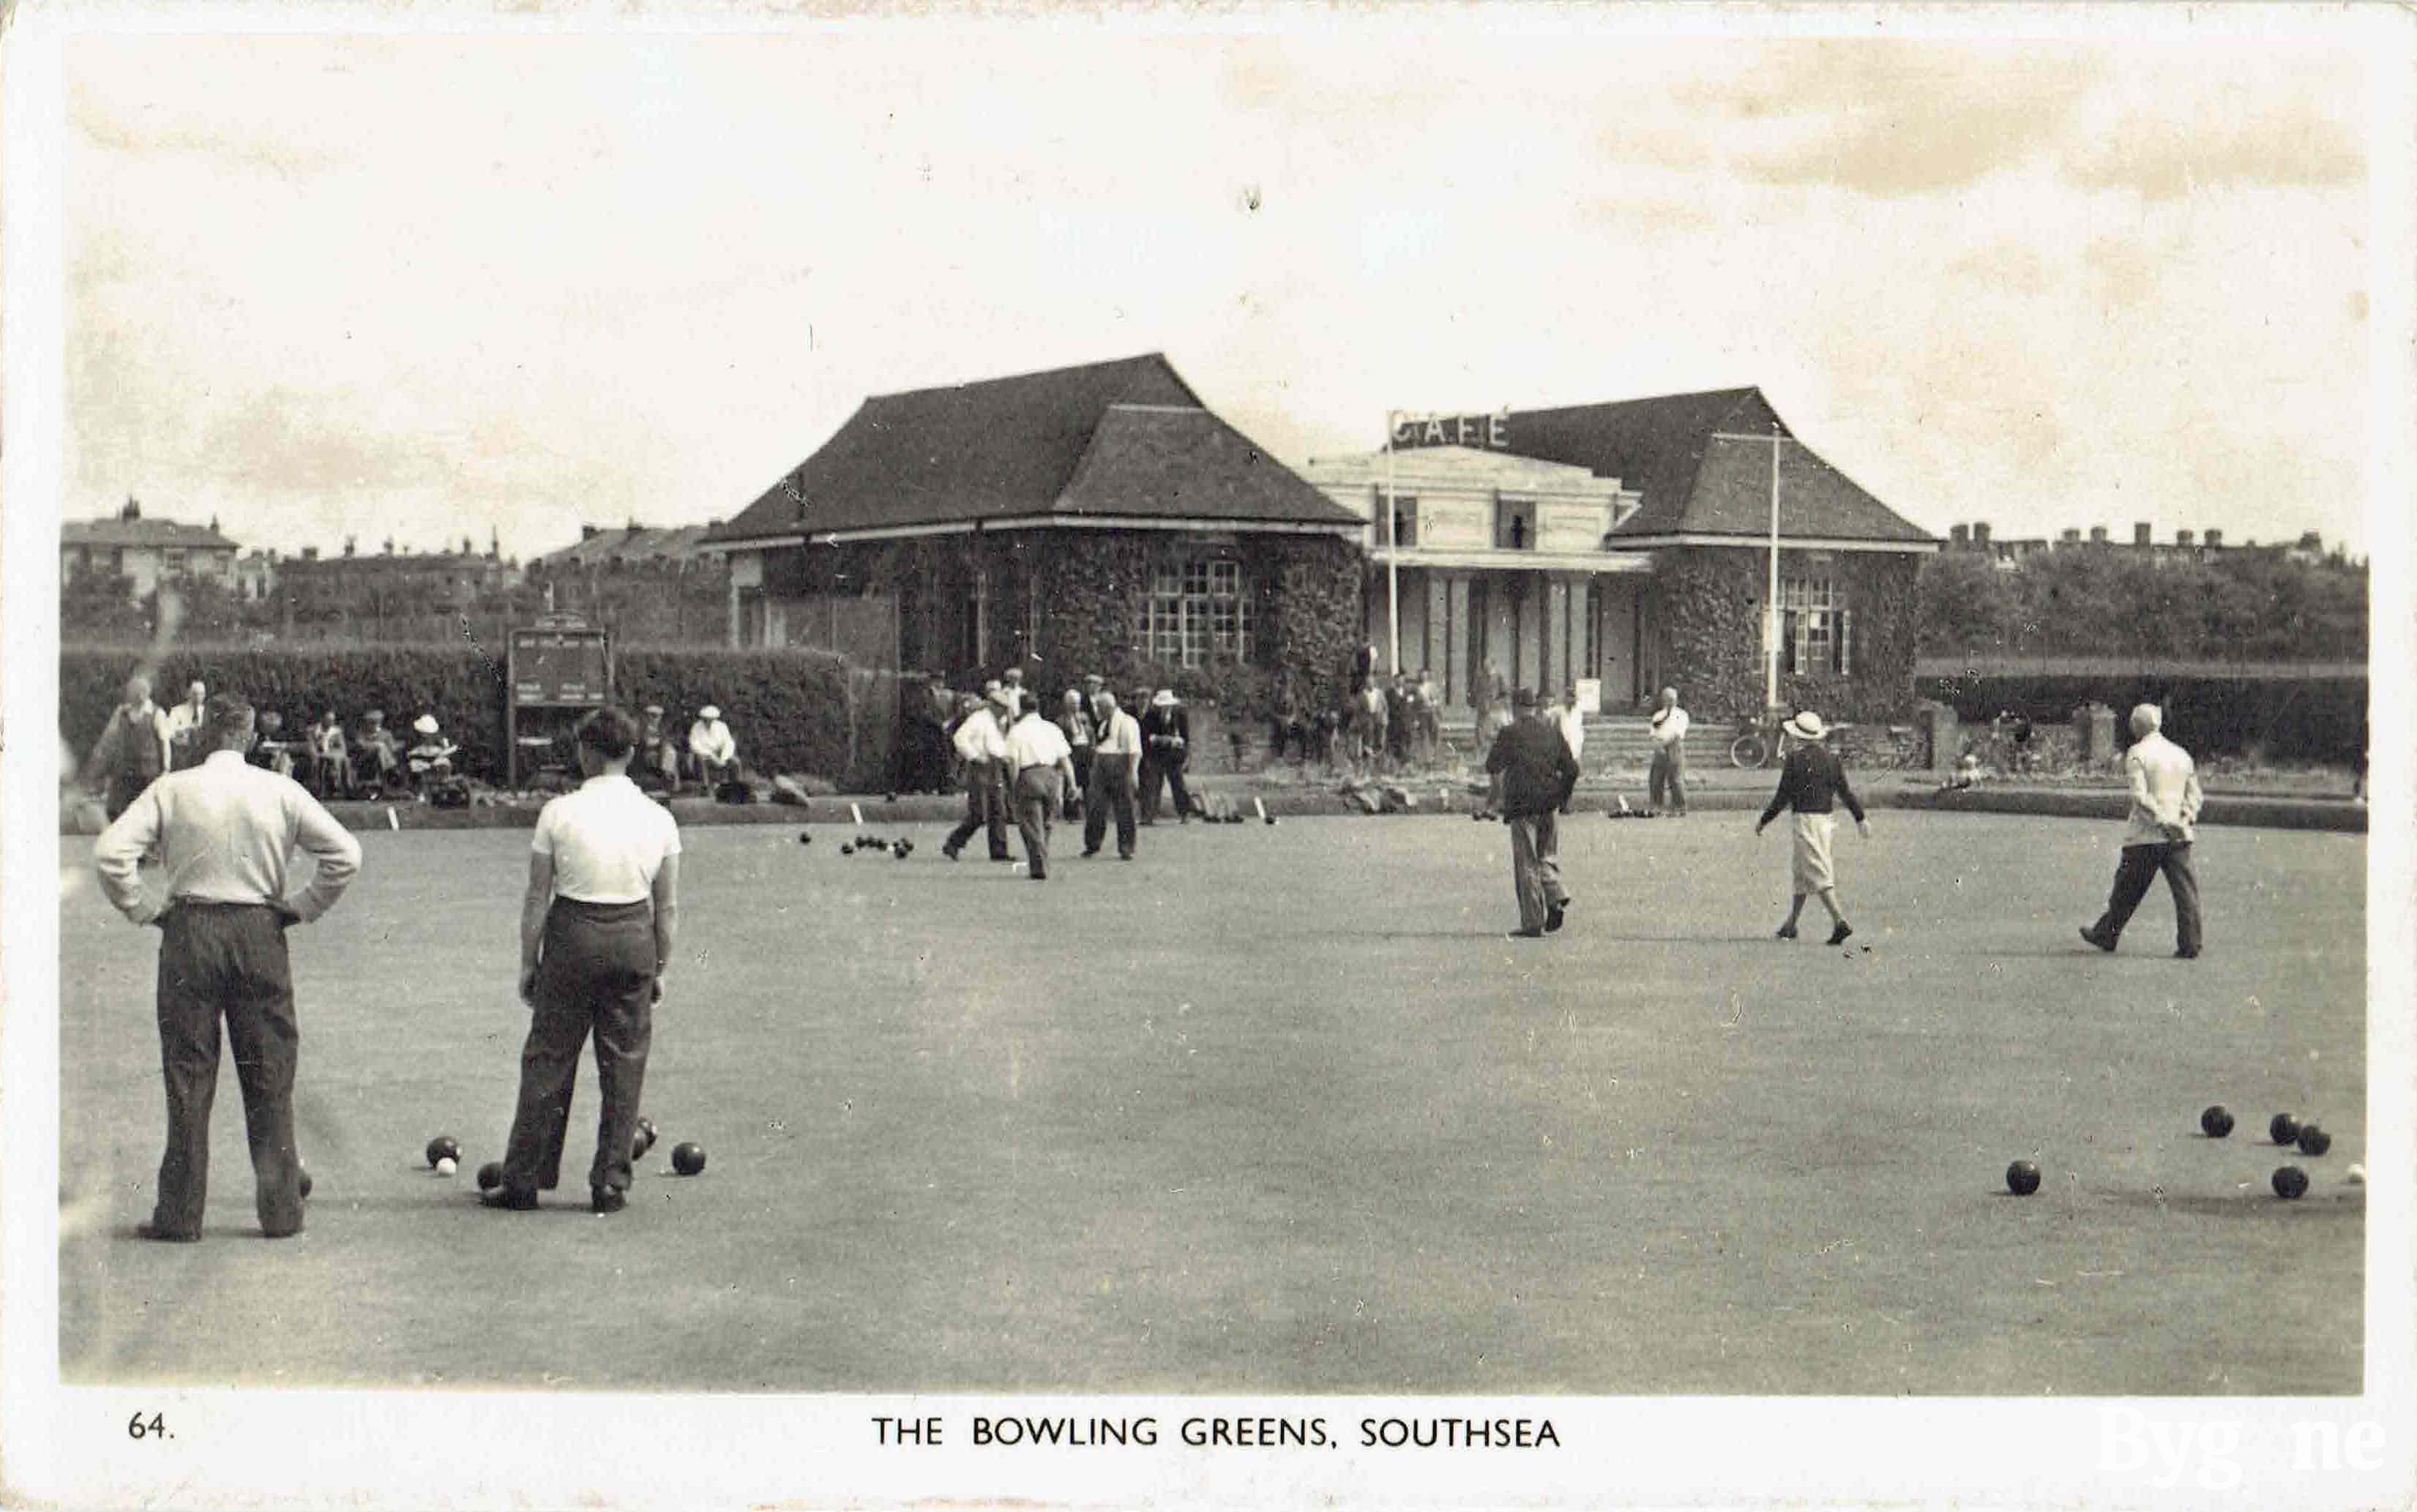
[1253,797,1268,822]
[851,802,864,826]
[386,807,400,830]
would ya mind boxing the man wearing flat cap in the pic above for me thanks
[1483,688,1580,938]
[942,686,1014,862]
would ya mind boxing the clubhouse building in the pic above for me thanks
[706,359,1938,720]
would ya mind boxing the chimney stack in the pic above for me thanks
[1973,522,1992,545]
[2060,527,2082,544]
[2204,528,2223,549]
[2089,525,2109,545]
[2134,521,2151,547]
[2175,529,2194,549]
[581,525,601,541]
[1950,523,1970,547]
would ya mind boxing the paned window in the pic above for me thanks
[1134,556,1254,668]
[1780,577,1851,676]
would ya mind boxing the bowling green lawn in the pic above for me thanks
[57,810,2368,1396]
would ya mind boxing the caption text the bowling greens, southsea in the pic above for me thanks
[871,1415,1561,1449]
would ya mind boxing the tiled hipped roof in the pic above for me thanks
[708,353,1357,542]
[1501,388,1933,544]
[63,517,239,550]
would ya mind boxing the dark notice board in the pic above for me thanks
[511,629,610,707]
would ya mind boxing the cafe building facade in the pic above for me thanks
[1307,387,1938,720]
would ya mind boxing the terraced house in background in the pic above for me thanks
[59,496,239,600]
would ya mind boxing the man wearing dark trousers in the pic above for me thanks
[1084,691,1143,860]
[943,689,1014,861]
[1138,689,1194,823]
[93,693,362,1240]
[1483,689,1581,939]
[2082,703,2205,959]
[492,707,681,1214]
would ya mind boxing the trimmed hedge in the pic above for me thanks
[1918,673,2367,763]
[61,645,888,786]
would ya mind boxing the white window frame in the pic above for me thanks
[1134,555,1255,668]
[1781,576,1850,676]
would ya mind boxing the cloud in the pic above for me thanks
[1671,42,2104,196]
[2065,101,2364,199]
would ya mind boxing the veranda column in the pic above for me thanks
[1444,572,1473,709]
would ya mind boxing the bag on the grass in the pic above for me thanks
[714,778,756,805]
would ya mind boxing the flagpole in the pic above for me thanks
[1384,413,1401,676]
[1766,424,1781,711]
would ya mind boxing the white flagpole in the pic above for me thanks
[1766,424,1782,711]
[1385,413,1401,676]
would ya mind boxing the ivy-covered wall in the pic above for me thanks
[777,528,1363,721]
[1650,546,1924,722]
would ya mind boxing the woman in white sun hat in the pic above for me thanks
[1754,710,1870,946]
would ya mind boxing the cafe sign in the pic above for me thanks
[1389,408,1512,452]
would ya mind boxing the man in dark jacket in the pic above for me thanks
[1137,689,1193,823]
[1483,689,1582,938]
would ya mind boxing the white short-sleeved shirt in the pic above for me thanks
[1004,714,1072,771]
[533,774,682,904]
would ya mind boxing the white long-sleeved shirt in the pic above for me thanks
[1004,714,1072,773]
[1094,710,1143,760]
[2122,731,2203,847]
[1553,706,1586,761]
[952,707,1008,763]
[1651,706,1690,747]
[93,750,362,924]
[688,719,736,765]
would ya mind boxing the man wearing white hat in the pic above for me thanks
[406,714,460,788]
[687,703,738,787]
[1137,688,1194,823]
[2080,703,2204,959]
[1755,711,1869,946]
[1647,686,1689,817]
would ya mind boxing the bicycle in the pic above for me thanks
[1729,712,1784,769]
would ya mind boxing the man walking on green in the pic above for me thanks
[1483,689,1580,939]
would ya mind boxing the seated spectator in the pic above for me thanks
[250,710,299,777]
[354,709,407,793]
[408,714,460,787]
[688,703,739,784]
[309,710,354,798]
[637,704,682,793]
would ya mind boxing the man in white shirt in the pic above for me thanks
[1648,686,1690,817]
[2081,703,2205,959]
[943,689,1013,862]
[1553,685,1587,812]
[491,706,681,1214]
[687,704,739,786]
[1083,691,1144,860]
[1003,700,1077,880]
[163,680,210,771]
[93,693,362,1240]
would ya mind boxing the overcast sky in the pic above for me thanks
[62,14,2378,560]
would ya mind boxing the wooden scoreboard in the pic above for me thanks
[507,616,612,787]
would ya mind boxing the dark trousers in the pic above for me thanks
[944,760,1012,859]
[152,902,304,1238]
[1013,766,1064,879]
[503,899,657,1197]
[1085,760,1139,857]
[1139,754,1190,821]
[1507,812,1568,932]
[1649,745,1688,813]
[2092,842,2203,955]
